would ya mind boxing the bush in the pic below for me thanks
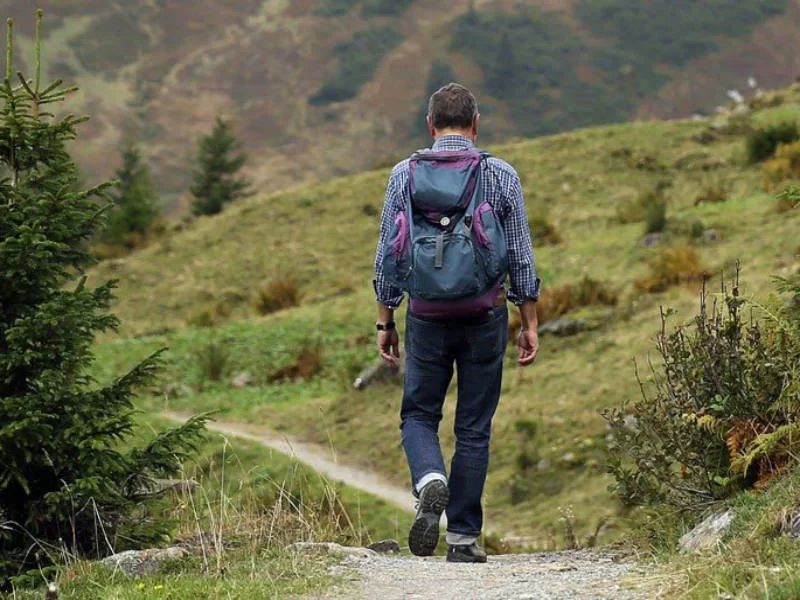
[605,275,800,511]
[254,275,302,315]
[195,341,230,382]
[635,245,710,293]
[530,215,562,246]
[747,121,800,164]
[268,342,324,383]
[763,142,800,192]
[776,184,800,213]
[643,191,667,235]
[694,178,729,206]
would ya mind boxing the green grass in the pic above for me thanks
[649,468,800,599]
[5,413,403,598]
[90,90,800,549]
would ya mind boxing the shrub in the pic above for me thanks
[776,184,800,213]
[635,245,710,293]
[746,121,800,164]
[763,142,800,192]
[254,275,302,315]
[508,276,618,337]
[268,342,324,383]
[690,220,706,240]
[694,178,729,206]
[530,215,562,246]
[643,191,667,234]
[195,341,230,382]
[605,275,800,511]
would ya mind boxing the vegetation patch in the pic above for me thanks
[635,245,710,293]
[254,275,303,315]
[309,26,404,106]
[746,121,800,164]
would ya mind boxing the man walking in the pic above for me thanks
[373,83,541,563]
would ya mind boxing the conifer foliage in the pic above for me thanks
[101,141,160,248]
[190,116,250,216]
[0,13,205,587]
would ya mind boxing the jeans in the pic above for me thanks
[400,305,508,538]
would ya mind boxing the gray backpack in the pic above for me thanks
[382,149,507,318]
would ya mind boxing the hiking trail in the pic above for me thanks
[163,413,655,600]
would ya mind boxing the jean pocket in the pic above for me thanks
[467,316,506,362]
[406,317,445,362]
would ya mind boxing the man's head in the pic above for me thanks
[426,83,480,141]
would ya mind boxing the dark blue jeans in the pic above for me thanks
[401,305,508,538]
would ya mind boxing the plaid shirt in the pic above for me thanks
[373,135,540,309]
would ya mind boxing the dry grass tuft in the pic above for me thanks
[268,343,324,383]
[635,245,711,293]
[254,275,302,315]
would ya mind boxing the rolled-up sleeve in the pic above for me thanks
[373,170,405,309]
[503,174,541,305]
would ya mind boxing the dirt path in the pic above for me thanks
[162,411,415,512]
[316,551,652,600]
[163,413,653,599]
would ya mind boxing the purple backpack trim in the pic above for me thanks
[410,282,502,319]
[473,202,493,247]
[391,210,409,258]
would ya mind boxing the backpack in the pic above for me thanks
[382,149,508,318]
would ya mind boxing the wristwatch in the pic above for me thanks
[376,321,396,331]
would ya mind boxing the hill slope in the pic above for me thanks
[90,84,800,546]
[4,0,800,209]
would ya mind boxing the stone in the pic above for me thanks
[775,506,800,539]
[701,229,721,244]
[679,509,735,553]
[639,233,664,248]
[536,459,552,472]
[538,318,589,337]
[291,542,377,562]
[101,547,189,577]
[231,372,254,388]
[367,539,401,554]
[354,360,402,390]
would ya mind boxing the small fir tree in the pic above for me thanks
[102,141,160,248]
[0,12,205,588]
[190,116,250,216]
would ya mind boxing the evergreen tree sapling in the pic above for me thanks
[102,141,160,248]
[190,116,250,216]
[0,12,205,587]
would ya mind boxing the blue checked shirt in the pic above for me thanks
[374,135,541,309]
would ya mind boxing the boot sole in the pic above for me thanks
[446,552,488,564]
[408,483,449,557]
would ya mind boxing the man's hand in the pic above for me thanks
[517,329,539,367]
[378,329,400,366]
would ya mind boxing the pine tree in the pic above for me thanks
[0,12,205,587]
[102,140,160,248]
[190,116,250,216]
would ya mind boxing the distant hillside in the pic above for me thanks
[4,0,800,211]
[91,84,800,544]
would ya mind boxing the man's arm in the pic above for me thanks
[502,171,541,367]
[374,168,405,366]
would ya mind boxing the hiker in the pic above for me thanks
[373,83,541,563]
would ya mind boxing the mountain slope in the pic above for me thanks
[3,0,799,210]
[90,86,800,545]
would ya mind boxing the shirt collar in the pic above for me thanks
[431,135,476,152]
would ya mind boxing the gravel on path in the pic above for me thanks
[315,550,654,600]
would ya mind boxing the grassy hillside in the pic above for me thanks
[4,1,800,209]
[90,86,800,548]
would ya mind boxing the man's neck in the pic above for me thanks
[433,129,475,142]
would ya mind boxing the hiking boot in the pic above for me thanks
[446,542,488,563]
[408,480,449,556]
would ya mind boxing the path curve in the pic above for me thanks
[162,411,415,513]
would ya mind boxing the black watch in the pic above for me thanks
[376,321,396,332]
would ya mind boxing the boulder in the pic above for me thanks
[291,542,377,562]
[679,509,734,553]
[231,372,254,389]
[354,360,402,390]
[775,506,800,539]
[639,233,664,248]
[538,318,590,337]
[101,547,189,577]
[701,229,721,244]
